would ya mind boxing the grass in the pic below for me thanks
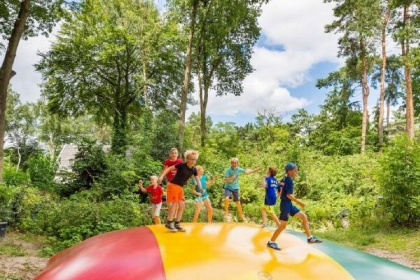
[317,226,420,266]
[0,231,48,280]
[0,231,45,257]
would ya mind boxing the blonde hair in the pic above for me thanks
[169,148,178,154]
[195,165,204,172]
[184,149,199,159]
[150,175,158,181]
[230,157,239,164]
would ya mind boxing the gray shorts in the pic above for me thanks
[152,202,162,217]
[225,188,240,202]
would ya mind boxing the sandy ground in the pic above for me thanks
[0,256,48,280]
[367,248,420,271]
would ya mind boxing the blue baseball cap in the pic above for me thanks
[285,163,297,171]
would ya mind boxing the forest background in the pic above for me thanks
[0,0,419,276]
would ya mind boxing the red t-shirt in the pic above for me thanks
[145,185,163,204]
[163,158,183,182]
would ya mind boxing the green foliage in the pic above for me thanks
[37,0,185,154]
[16,190,148,253]
[62,141,107,196]
[376,134,420,226]
[0,184,17,223]
[2,163,30,187]
[27,154,58,191]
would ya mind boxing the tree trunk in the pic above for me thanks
[386,99,390,131]
[378,5,389,152]
[360,42,370,154]
[179,0,200,152]
[199,73,210,148]
[402,4,414,140]
[0,0,31,182]
[111,105,127,155]
[198,72,205,147]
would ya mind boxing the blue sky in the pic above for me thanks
[188,0,344,125]
[6,0,347,126]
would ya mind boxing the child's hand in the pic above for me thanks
[138,180,143,185]
[297,200,306,208]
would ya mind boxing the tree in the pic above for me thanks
[315,68,363,155]
[178,0,201,151]
[37,0,184,155]
[377,0,391,151]
[193,0,265,146]
[6,91,40,169]
[390,0,420,140]
[5,90,41,170]
[0,0,65,181]
[325,0,382,153]
[372,54,404,137]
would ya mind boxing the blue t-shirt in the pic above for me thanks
[264,176,280,206]
[191,175,208,198]
[281,176,293,201]
[224,167,245,190]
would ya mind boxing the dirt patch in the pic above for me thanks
[367,248,420,271]
[0,256,48,280]
[0,232,48,280]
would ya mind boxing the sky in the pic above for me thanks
[5,0,347,126]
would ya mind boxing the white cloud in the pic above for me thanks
[2,0,340,123]
[190,0,341,121]
[7,35,55,103]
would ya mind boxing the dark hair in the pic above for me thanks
[268,167,278,177]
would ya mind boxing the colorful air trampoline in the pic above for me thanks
[33,223,420,280]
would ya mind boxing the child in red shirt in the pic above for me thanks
[139,176,165,225]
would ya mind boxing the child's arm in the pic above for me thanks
[191,183,203,196]
[245,166,261,175]
[158,166,176,183]
[138,180,147,193]
[194,175,204,194]
[286,193,306,208]
[206,176,216,187]
[224,174,237,183]
[262,176,267,189]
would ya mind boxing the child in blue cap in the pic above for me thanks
[267,163,322,250]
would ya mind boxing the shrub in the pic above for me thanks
[3,163,29,187]
[376,135,420,226]
[27,154,58,191]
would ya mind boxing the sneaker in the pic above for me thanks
[174,222,186,232]
[307,236,322,244]
[267,241,281,250]
[261,222,268,227]
[165,222,177,232]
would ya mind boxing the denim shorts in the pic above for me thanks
[224,188,239,202]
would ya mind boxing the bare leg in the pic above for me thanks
[224,197,230,219]
[295,211,311,238]
[235,201,246,221]
[261,207,268,225]
[193,202,202,222]
[270,212,281,227]
[167,202,176,221]
[203,199,213,223]
[270,220,287,242]
[153,216,161,224]
[176,200,185,222]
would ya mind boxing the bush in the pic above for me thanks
[376,135,420,226]
[27,154,58,191]
[3,163,30,187]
